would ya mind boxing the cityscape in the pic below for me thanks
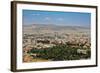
[22,10,91,62]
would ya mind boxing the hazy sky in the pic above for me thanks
[23,10,91,27]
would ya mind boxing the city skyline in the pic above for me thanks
[23,10,91,27]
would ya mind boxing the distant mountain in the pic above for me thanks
[23,24,90,34]
[23,24,90,30]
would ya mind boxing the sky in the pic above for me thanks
[23,10,91,27]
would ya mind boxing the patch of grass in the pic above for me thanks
[31,58,49,62]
